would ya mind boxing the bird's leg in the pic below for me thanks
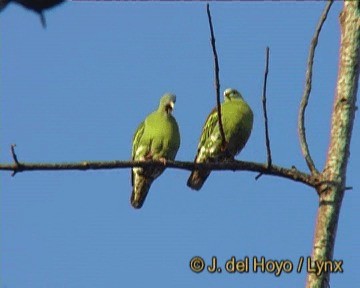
[144,152,153,161]
[224,156,235,162]
[220,141,231,160]
[221,143,235,162]
[220,140,228,152]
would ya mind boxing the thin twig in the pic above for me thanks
[298,0,333,175]
[10,144,20,165]
[256,47,272,180]
[10,144,21,176]
[263,47,272,167]
[206,4,226,149]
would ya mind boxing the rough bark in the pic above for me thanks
[306,1,360,287]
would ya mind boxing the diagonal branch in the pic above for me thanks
[206,3,226,149]
[298,0,333,175]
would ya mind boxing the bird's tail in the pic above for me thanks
[187,169,211,191]
[131,176,154,209]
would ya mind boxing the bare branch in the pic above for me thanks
[298,0,333,175]
[256,47,272,180]
[206,4,226,149]
[0,158,315,188]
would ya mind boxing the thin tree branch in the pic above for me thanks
[1,145,316,187]
[256,47,272,180]
[298,0,333,175]
[206,3,226,149]
[0,159,316,187]
[262,47,272,167]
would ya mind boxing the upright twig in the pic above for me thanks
[206,4,226,149]
[298,0,333,175]
[255,47,272,180]
[10,144,20,165]
[262,47,272,168]
[10,144,21,176]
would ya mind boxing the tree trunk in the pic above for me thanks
[306,1,360,288]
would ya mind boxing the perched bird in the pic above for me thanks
[0,0,65,27]
[131,93,180,209]
[187,88,253,190]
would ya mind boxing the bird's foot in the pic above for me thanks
[220,141,229,152]
[159,157,167,166]
[224,156,235,163]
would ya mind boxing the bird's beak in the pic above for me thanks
[165,101,175,114]
[169,101,175,110]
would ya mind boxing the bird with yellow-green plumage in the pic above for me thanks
[131,93,180,209]
[187,88,253,191]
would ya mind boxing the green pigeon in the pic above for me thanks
[187,88,253,190]
[131,93,180,209]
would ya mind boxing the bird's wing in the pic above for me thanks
[132,121,145,160]
[195,107,218,158]
[131,121,145,187]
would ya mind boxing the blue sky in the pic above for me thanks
[1,1,359,287]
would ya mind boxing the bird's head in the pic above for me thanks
[159,93,176,114]
[224,88,243,102]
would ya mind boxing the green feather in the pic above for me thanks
[187,88,253,190]
[131,93,180,208]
